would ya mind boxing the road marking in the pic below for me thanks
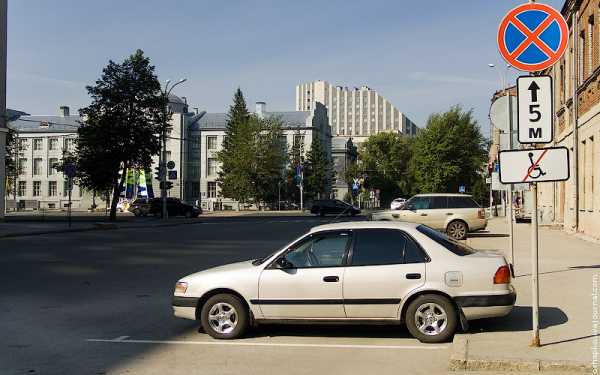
[86,338,447,350]
[113,336,130,341]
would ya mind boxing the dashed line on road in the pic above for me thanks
[86,338,448,350]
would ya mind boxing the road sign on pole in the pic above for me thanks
[497,3,568,72]
[517,76,553,144]
[498,147,569,184]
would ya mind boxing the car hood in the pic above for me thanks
[181,260,255,281]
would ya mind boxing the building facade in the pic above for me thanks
[538,0,600,239]
[186,102,331,211]
[296,80,418,143]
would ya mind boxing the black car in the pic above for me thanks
[128,198,151,217]
[149,198,201,218]
[310,199,360,217]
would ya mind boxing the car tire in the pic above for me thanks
[185,210,193,218]
[405,294,458,343]
[133,209,141,217]
[446,220,468,240]
[200,294,249,340]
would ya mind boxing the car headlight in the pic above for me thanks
[174,281,188,294]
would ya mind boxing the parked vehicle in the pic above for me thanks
[149,198,201,218]
[310,199,360,217]
[370,194,487,240]
[128,198,151,217]
[116,199,129,213]
[390,197,407,210]
[172,221,515,343]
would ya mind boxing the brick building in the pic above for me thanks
[538,0,600,239]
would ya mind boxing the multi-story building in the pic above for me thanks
[6,106,96,210]
[538,0,600,239]
[186,101,331,211]
[296,80,418,143]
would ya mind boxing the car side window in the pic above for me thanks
[351,229,405,266]
[448,197,479,208]
[404,236,428,263]
[284,232,350,268]
[408,197,432,210]
[431,197,448,209]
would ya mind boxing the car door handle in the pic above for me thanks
[392,214,399,218]
[446,213,454,216]
[420,213,428,216]
[406,273,422,280]
[323,276,339,282]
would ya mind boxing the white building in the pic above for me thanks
[186,102,331,211]
[296,80,418,143]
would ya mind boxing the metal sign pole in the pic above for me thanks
[68,178,72,229]
[507,88,516,271]
[531,181,540,346]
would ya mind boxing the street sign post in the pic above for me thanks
[497,1,569,348]
[497,2,568,72]
[517,76,553,143]
[498,147,569,184]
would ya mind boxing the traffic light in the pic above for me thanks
[155,165,166,181]
[159,181,173,190]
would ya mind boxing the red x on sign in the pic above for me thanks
[497,3,568,72]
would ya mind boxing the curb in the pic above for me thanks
[448,335,592,373]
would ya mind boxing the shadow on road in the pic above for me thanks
[249,323,411,339]
[468,305,568,333]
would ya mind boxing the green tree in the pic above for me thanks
[4,127,19,200]
[411,105,486,194]
[358,132,413,205]
[77,49,167,220]
[252,116,287,207]
[284,130,305,205]
[304,133,332,200]
[217,88,258,205]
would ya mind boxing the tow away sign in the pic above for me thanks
[499,147,569,184]
[517,76,553,144]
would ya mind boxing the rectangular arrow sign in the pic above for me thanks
[498,147,569,184]
[517,75,553,144]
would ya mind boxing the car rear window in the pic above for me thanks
[416,225,477,256]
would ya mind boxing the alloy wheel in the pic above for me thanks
[207,302,238,334]
[414,302,448,336]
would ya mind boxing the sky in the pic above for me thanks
[7,0,564,138]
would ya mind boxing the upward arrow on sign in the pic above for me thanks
[528,81,540,102]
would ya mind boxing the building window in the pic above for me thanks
[33,181,41,197]
[293,135,305,150]
[33,138,43,151]
[579,31,586,83]
[207,181,217,198]
[18,138,28,151]
[33,158,43,175]
[589,136,595,210]
[207,136,217,150]
[65,138,75,151]
[18,181,26,196]
[48,158,59,175]
[589,16,594,77]
[49,138,59,151]
[48,181,57,197]
[18,158,27,175]
[207,158,217,176]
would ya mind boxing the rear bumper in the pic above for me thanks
[172,296,199,320]
[454,289,516,320]
[469,218,488,231]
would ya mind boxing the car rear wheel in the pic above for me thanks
[447,220,468,240]
[405,294,457,343]
[200,294,248,339]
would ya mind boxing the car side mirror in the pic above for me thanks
[275,257,294,269]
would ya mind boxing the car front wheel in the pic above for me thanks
[405,294,457,343]
[200,294,248,339]
[447,220,468,240]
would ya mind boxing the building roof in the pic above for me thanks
[8,114,81,133]
[190,111,311,130]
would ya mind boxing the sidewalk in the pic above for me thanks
[450,217,599,372]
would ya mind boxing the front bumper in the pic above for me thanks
[172,296,199,320]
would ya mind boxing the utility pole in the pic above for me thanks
[572,7,580,232]
[0,0,7,221]
[507,86,516,270]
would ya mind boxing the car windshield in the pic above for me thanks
[416,225,477,256]
[252,249,281,266]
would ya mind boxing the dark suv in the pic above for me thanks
[149,198,201,218]
[310,199,360,217]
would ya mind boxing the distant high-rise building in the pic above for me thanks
[296,80,418,142]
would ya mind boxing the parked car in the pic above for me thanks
[172,221,515,343]
[310,199,360,217]
[149,198,201,218]
[390,197,407,210]
[128,198,151,217]
[116,199,129,213]
[370,194,486,240]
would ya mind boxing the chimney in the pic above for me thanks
[59,106,70,117]
[256,101,266,119]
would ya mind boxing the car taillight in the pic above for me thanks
[478,208,485,219]
[493,265,511,284]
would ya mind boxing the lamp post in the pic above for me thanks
[161,78,187,220]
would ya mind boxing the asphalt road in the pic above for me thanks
[0,216,451,375]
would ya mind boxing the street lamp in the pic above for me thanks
[160,78,187,220]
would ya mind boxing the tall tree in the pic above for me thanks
[252,116,287,207]
[4,127,19,200]
[304,133,332,200]
[217,88,257,205]
[411,105,486,194]
[358,132,413,205]
[77,49,167,220]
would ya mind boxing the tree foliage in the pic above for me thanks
[76,49,167,220]
[4,126,19,198]
[303,133,333,200]
[252,116,287,206]
[410,105,486,194]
